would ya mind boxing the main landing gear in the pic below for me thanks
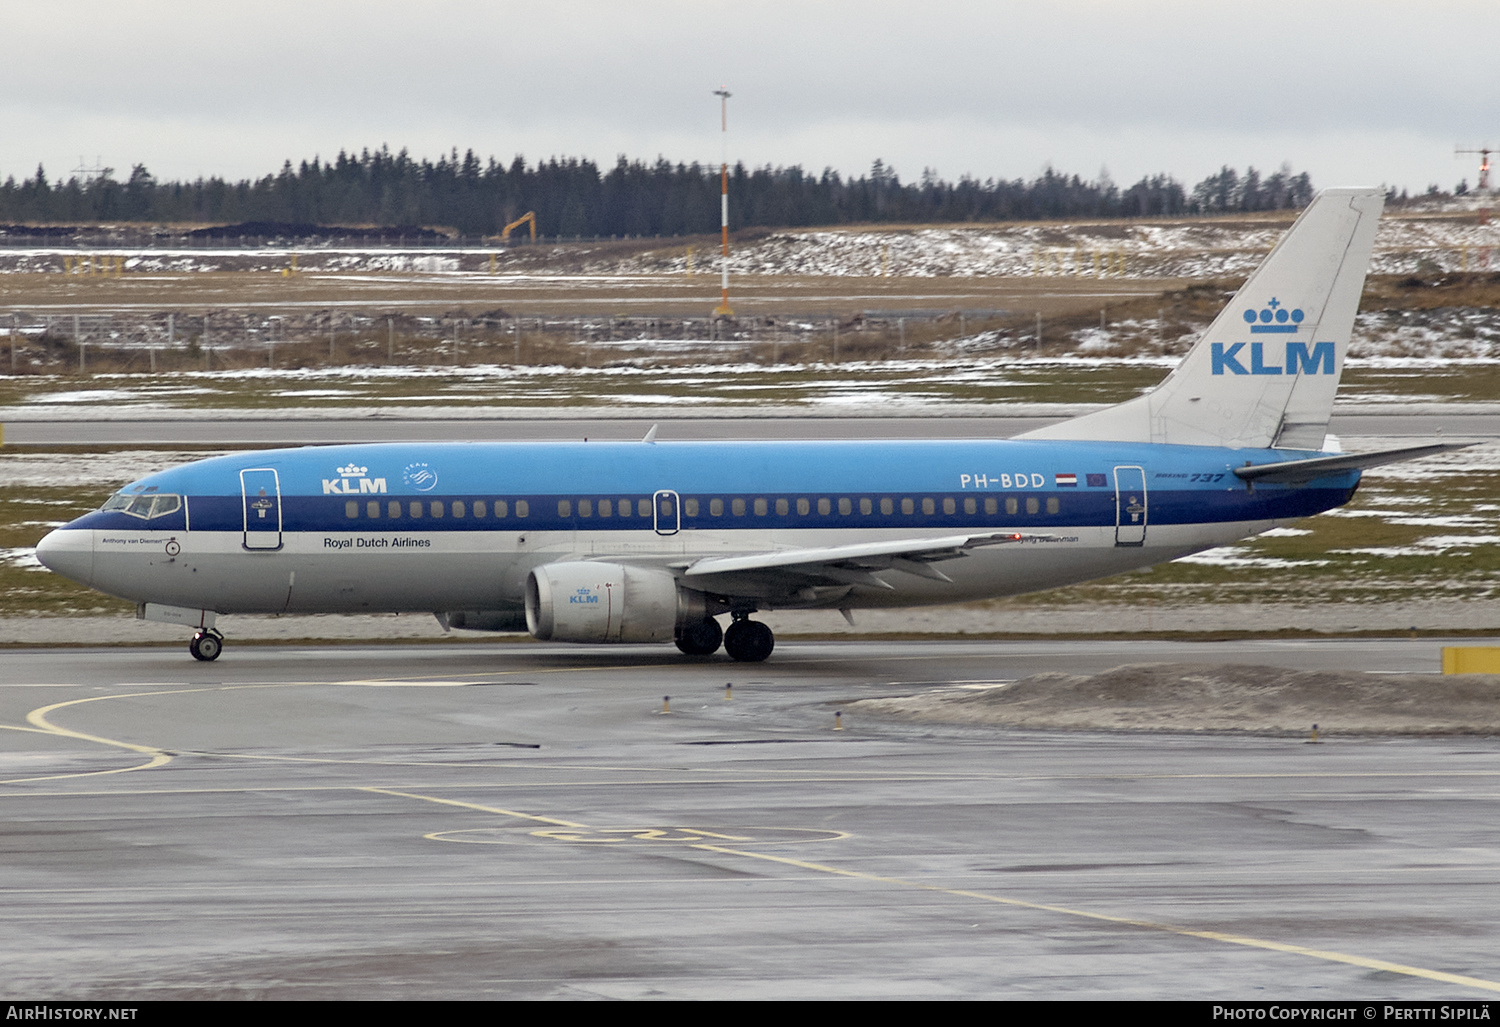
[189,630,224,662]
[674,617,724,656]
[723,614,774,663]
[674,614,775,662]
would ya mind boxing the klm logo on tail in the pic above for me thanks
[1212,298,1333,375]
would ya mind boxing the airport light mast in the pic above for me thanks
[713,87,734,318]
[1456,145,1496,269]
[1457,146,1494,193]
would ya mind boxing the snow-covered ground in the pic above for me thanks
[2,211,1498,279]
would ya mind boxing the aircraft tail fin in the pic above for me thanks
[1019,187,1385,450]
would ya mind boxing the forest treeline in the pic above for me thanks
[0,147,1320,236]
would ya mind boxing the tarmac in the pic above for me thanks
[4,638,1500,998]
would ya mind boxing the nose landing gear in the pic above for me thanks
[723,615,774,663]
[189,630,224,662]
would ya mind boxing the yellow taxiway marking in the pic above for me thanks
[360,786,588,829]
[4,691,179,783]
[688,843,1500,994]
[375,784,1500,996]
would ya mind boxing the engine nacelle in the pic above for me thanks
[525,563,715,643]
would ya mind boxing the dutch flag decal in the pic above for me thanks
[1055,473,1077,487]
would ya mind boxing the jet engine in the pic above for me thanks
[525,562,720,643]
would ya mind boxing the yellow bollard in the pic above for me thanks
[661,695,671,714]
[724,682,732,701]
[834,710,843,731]
[1308,723,1320,744]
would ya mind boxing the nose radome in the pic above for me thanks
[35,528,93,585]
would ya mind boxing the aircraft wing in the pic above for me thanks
[679,531,1049,593]
[1232,442,1475,484]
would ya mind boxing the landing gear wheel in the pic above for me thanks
[189,631,223,662]
[675,617,724,656]
[723,619,774,663]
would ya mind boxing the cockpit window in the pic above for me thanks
[102,492,182,519]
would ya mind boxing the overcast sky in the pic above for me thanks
[3,1,1498,196]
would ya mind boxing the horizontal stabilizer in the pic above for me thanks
[1232,442,1475,484]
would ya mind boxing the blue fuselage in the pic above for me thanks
[42,437,1357,618]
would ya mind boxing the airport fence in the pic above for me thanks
[0,307,1026,375]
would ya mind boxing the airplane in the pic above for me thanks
[35,187,1463,663]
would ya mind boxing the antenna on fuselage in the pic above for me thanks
[642,424,659,444]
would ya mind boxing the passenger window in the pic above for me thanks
[901,498,914,515]
[515,500,529,517]
[430,501,444,518]
[659,496,675,517]
[963,497,977,515]
[452,500,465,518]
[797,498,810,516]
[600,499,613,517]
[984,497,997,515]
[579,499,592,517]
[817,498,831,516]
[366,500,381,519]
[474,500,487,518]
[881,498,895,515]
[732,498,746,516]
[684,498,698,517]
[860,498,873,515]
[942,497,956,515]
[494,500,507,518]
[637,499,650,517]
[1005,497,1019,515]
[558,499,572,517]
[346,500,358,519]
[1046,497,1060,514]
[388,500,402,518]
[838,497,852,516]
[710,498,723,516]
[922,498,936,515]
[754,498,767,516]
[776,498,789,516]
[409,501,423,518]
[1026,497,1040,515]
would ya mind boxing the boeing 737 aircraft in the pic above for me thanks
[36,188,1460,662]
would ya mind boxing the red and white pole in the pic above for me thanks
[713,87,733,318]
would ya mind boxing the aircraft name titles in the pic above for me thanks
[323,537,431,549]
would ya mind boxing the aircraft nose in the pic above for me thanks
[34,527,93,585]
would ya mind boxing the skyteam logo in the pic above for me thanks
[1242,297,1304,333]
[1212,298,1334,376]
[403,462,438,492]
[321,463,388,495]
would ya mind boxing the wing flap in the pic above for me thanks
[682,531,1043,581]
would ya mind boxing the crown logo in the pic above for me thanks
[337,464,368,476]
[1242,297,1304,333]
